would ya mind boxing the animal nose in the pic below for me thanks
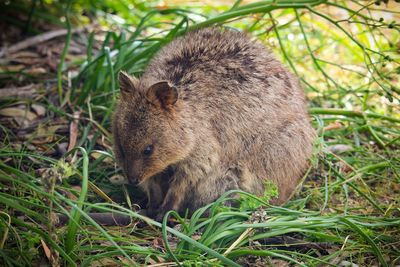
[127,174,139,184]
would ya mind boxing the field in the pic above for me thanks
[0,0,399,266]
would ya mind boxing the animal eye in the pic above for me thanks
[143,145,154,156]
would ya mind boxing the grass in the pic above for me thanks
[0,0,399,266]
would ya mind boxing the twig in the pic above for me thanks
[0,26,88,58]
[224,227,253,256]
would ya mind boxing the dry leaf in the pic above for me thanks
[91,151,113,164]
[324,121,343,132]
[31,104,46,116]
[0,64,25,72]
[191,234,201,241]
[26,67,47,75]
[0,107,37,121]
[10,51,39,58]
[327,144,353,154]
[89,258,120,267]
[152,237,164,249]
[10,57,43,65]
[0,84,38,98]
[40,239,51,259]
[26,124,64,144]
[67,111,80,152]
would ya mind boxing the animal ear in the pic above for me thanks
[118,71,139,96]
[145,81,178,108]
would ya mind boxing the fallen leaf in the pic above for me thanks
[25,67,47,75]
[146,255,167,265]
[89,258,120,267]
[10,57,43,65]
[336,161,353,174]
[324,121,343,132]
[40,239,51,259]
[152,237,165,250]
[327,144,353,154]
[10,51,39,58]
[191,234,201,241]
[67,111,81,152]
[27,124,64,144]
[0,107,37,121]
[339,260,358,267]
[0,64,25,72]
[0,84,38,98]
[91,151,113,164]
[307,92,320,99]
[31,104,46,116]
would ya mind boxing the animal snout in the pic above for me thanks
[127,174,140,184]
[125,161,142,184]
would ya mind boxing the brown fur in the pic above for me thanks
[112,28,315,220]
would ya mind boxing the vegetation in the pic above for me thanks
[0,0,399,266]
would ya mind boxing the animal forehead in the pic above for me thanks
[121,113,147,132]
[120,109,164,137]
[118,101,165,134]
[120,100,147,121]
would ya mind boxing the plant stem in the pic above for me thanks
[57,0,72,105]
[187,0,327,31]
[65,147,89,262]
[310,107,400,124]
